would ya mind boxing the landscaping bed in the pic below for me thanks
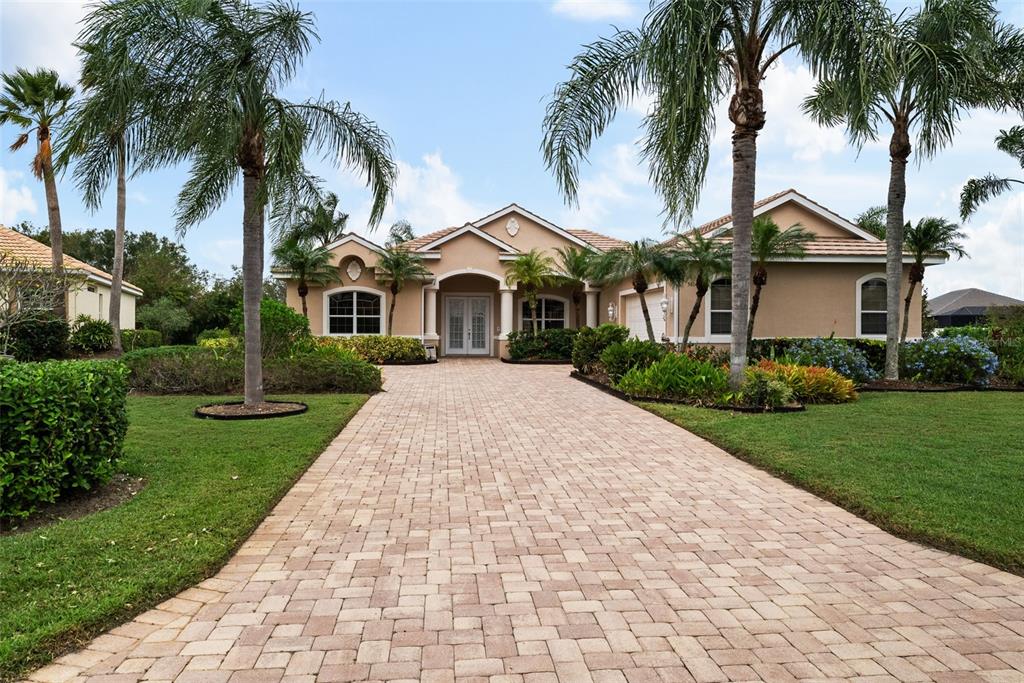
[502,357,572,365]
[194,400,308,419]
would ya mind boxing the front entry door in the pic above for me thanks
[445,296,490,355]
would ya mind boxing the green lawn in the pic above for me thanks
[642,392,1024,575]
[0,394,366,680]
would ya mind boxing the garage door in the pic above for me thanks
[624,290,665,340]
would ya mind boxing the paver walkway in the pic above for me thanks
[30,360,1024,683]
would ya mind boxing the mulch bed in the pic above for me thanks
[860,378,1024,392]
[378,359,438,365]
[195,400,308,420]
[501,357,572,365]
[0,473,146,536]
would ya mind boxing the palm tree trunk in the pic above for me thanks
[40,137,65,318]
[885,117,910,379]
[636,286,655,343]
[746,281,763,352]
[109,141,126,353]
[531,300,539,336]
[388,284,398,334]
[901,278,918,343]
[242,168,265,406]
[681,287,706,350]
[729,128,757,388]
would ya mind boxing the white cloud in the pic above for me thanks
[551,0,636,21]
[0,1,87,83]
[0,167,39,225]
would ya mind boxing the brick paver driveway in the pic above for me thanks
[32,360,1024,683]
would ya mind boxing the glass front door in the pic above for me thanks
[445,296,490,355]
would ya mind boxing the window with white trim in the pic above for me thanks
[521,297,566,330]
[709,278,731,335]
[327,290,382,335]
[860,277,887,336]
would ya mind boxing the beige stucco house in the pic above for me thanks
[277,190,944,358]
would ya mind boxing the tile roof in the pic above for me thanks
[398,224,626,253]
[929,288,1024,316]
[398,226,461,252]
[0,225,142,293]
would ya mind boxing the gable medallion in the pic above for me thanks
[346,260,363,281]
[506,217,520,237]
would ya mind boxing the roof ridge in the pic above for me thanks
[0,225,142,291]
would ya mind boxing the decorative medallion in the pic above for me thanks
[346,260,363,281]
[506,217,520,237]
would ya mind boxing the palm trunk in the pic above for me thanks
[681,283,707,351]
[633,276,654,342]
[885,117,910,379]
[388,282,399,334]
[109,141,127,353]
[40,132,65,318]
[242,168,265,406]
[531,299,539,336]
[901,266,923,343]
[746,282,763,352]
[298,281,309,318]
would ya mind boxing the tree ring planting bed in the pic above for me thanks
[195,400,308,420]
[500,357,572,365]
[377,358,438,365]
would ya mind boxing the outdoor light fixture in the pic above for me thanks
[660,297,669,315]
[607,302,616,321]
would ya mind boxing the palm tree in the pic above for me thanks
[271,236,336,319]
[505,249,557,336]
[374,247,432,333]
[856,206,887,240]
[542,0,876,387]
[901,217,967,342]
[671,231,731,350]
[385,219,415,247]
[803,0,1016,379]
[285,192,349,246]
[86,0,397,406]
[589,240,673,342]
[0,68,75,317]
[555,245,593,327]
[746,216,813,349]
[960,126,1024,219]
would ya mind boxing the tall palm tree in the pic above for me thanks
[746,216,813,348]
[901,217,967,342]
[271,235,336,319]
[856,205,888,240]
[803,0,1017,379]
[589,240,673,342]
[960,126,1024,219]
[505,249,557,336]
[374,247,432,333]
[555,245,593,327]
[0,68,75,317]
[86,0,397,406]
[385,219,415,247]
[542,0,876,387]
[671,231,731,350]
[285,192,349,246]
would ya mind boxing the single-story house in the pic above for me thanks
[0,225,143,327]
[276,189,945,357]
[929,287,1024,327]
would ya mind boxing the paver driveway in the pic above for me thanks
[30,360,1024,683]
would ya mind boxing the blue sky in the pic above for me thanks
[2,0,1023,298]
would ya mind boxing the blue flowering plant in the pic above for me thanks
[900,335,999,385]
[782,338,878,384]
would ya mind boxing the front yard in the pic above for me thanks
[643,392,1024,575]
[0,393,365,680]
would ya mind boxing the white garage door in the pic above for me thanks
[624,290,665,341]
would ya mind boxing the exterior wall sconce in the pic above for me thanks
[607,302,616,321]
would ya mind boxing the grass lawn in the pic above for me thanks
[642,392,1024,575]
[0,393,366,680]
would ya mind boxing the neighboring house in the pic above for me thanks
[276,189,946,357]
[929,288,1024,327]
[0,225,143,327]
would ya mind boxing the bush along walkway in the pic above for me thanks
[26,361,1024,683]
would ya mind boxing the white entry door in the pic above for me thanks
[445,296,490,355]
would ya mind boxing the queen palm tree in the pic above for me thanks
[375,247,432,333]
[271,235,336,319]
[960,126,1024,219]
[856,205,888,240]
[746,216,813,349]
[542,0,876,387]
[589,240,675,342]
[505,249,557,336]
[803,0,1017,379]
[0,68,75,317]
[901,217,967,342]
[86,0,397,406]
[386,219,415,247]
[671,231,731,350]
[285,192,349,246]
[555,245,593,327]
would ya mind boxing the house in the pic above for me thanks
[929,288,1024,327]
[276,189,945,357]
[0,225,143,327]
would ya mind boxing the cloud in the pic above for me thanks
[551,0,636,21]
[0,167,39,225]
[0,1,88,82]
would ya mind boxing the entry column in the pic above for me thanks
[585,283,600,327]
[423,283,439,341]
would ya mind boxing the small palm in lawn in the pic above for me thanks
[385,219,415,248]
[271,236,336,319]
[902,217,968,342]
[590,240,669,342]
[375,247,432,334]
[86,0,397,405]
[282,192,350,247]
[746,216,813,349]
[804,0,1019,379]
[556,245,593,327]
[0,68,75,317]
[505,249,557,336]
[961,126,1024,219]
[672,232,731,350]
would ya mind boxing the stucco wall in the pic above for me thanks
[68,281,137,329]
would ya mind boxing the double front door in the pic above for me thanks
[445,296,490,355]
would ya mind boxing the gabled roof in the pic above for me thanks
[471,203,596,250]
[0,225,144,296]
[566,228,628,252]
[929,288,1024,316]
[415,223,519,253]
[322,232,385,252]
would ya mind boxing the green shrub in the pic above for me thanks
[752,360,856,404]
[782,338,878,384]
[195,327,232,343]
[937,325,990,341]
[7,313,69,361]
[197,336,242,357]
[901,336,999,385]
[988,305,1024,338]
[507,328,578,360]
[751,336,885,374]
[136,297,193,344]
[992,339,1024,385]
[615,352,728,402]
[69,315,114,353]
[0,360,128,522]
[120,328,162,351]
[265,348,382,392]
[600,339,666,382]
[572,324,630,373]
[740,371,794,409]
[684,344,728,367]
[313,335,427,363]
[230,299,310,358]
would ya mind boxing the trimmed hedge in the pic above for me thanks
[7,314,69,361]
[230,299,310,358]
[572,324,630,373]
[507,328,578,361]
[313,335,427,363]
[121,329,162,351]
[0,360,129,522]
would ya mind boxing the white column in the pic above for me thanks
[499,287,515,339]
[424,285,438,340]
[585,284,599,327]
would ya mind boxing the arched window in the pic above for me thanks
[858,275,887,337]
[709,278,731,335]
[521,296,566,330]
[325,288,384,335]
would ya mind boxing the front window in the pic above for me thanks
[860,278,886,336]
[709,278,731,335]
[328,290,382,335]
[521,297,566,330]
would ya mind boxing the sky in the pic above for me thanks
[1,0,1023,299]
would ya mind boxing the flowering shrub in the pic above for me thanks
[615,352,728,402]
[782,338,878,384]
[901,336,999,385]
[752,360,856,404]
